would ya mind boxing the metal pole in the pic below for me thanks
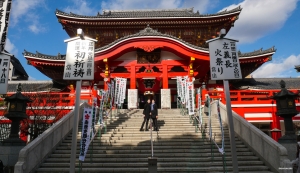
[223,80,238,173]
[150,119,154,157]
[70,80,82,173]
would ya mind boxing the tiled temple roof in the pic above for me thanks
[56,6,241,19]
[23,50,66,61]
[7,81,66,92]
[232,78,300,90]
[238,47,276,57]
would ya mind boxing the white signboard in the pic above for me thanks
[128,89,138,109]
[114,77,121,105]
[207,38,242,80]
[0,0,12,52]
[63,37,97,80]
[0,53,10,94]
[161,89,171,109]
[79,108,93,161]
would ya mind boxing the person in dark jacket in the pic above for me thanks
[150,99,159,131]
[140,99,151,131]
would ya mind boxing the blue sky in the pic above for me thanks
[5,0,300,80]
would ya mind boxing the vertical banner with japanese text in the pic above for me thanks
[79,108,93,161]
[114,78,121,105]
[187,81,195,115]
[110,80,114,108]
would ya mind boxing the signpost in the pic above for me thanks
[206,29,241,173]
[0,52,11,94]
[63,28,97,173]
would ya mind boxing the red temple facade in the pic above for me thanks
[3,7,300,141]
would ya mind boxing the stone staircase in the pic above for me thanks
[35,109,273,173]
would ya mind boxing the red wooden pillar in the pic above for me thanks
[163,64,168,89]
[104,81,108,90]
[130,65,136,89]
[271,104,281,141]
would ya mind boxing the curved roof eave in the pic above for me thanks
[55,6,241,20]
[94,36,209,54]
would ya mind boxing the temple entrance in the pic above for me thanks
[138,91,161,109]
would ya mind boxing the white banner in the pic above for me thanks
[187,82,195,115]
[79,108,93,161]
[122,78,127,100]
[184,76,189,107]
[110,80,114,108]
[120,79,125,104]
[0,0,12,52]
[114,77,121,105]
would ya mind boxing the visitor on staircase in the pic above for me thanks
[140,99,151,131]
[150,99,159,131]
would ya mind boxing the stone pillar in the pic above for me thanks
[148,157,157,173]
[0,145,24,169]
[128,89,138,109]
[161,89,171,109]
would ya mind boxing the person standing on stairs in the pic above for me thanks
[140,99,151,131]
[150,99,159,131]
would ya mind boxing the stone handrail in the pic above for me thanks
[14,102,91,173]
[210,100,292,173]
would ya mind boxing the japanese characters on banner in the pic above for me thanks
[119,79,125,104]
[114,78,121,105]
[207,38,242,80]
[122,78,127,100]
[197,88,202,126]
[0,0,12,52]
[98,90,105,125]
[106,83,111,104]
[187,82,195,115]
[184,76,189,107]
[79,108,93,161]
[63,36,97,80]
[0,53,10,94]
[110,80,114,108]
[176,76,182,99]
[91,97,97,138]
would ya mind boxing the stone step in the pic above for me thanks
[48,152,256,158]
[40,160,265,168]
[53,148,251,154]
[44,156,261,163]
[55,144,247,151]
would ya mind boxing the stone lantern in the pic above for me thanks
[1,83,32,146]
[271,80,298,160]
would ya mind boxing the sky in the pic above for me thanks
[5,0,300,80]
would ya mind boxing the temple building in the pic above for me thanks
[5,6,298,141]
[24,7,275,107]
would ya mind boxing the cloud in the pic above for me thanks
[251,54,300,78]
[64,0,97,15]
[101,0,216,13]
[11,0,45,26]
[10,0,47,34]
[5,39,18,56]
[221,0,297,43]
